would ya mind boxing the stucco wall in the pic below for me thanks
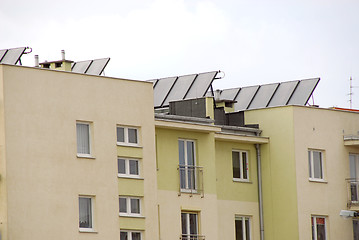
[0,64,158,240]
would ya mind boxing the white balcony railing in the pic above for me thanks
[180,234,205,240]
[347,178,359,207]
[178,165,204,197]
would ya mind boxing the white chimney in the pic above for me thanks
[34,55,39,67]
[61,50,65,60]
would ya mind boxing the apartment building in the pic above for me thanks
[244,105,359,240]
[2,46,359,240]
[154,97,268,240]
[0,63,158,240]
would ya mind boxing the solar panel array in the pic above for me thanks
[71,58,110,75]
[0,47,27,65]
[152,71,219,108]
[212,78,320,111]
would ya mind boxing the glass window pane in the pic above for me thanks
[129,160,139,175]
[179,140,185,165]
[242,152,248,179]
[132,232,141,240]
[181,213,187,235]
[353,219,359,240]
[119,198,127,213]
[308,151,312,178]
[317,219,326,240]
[235,218,243,240]
[130,198,140,214]
[187,141,195,166]
[120,232,128,240]
[189,213,198,235]
[79,197,92,228]
[313,151,322,179]
[117,127,125,143]
[128,128,138,144]
[118,158,126,174]
[350,154,357,179]
[233,152,241,179]
[245,218,250,240]
[77,123,90,154]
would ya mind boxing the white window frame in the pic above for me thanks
[119,196,142,217]
[311,216,327,240]
[235,215,251,240]
[181,212,199,240]
[308,149,325,181]
[179,139,197,192]
[79,196,95,232]
[232,150,249,182]
[117,126,139,146]
[118,158,140,178]
[120,230,142,240]
[76,122,92,157]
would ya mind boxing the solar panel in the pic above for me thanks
[248,83,279,109]
[233,86,259,111]
[287,78,320,105]
[85,58,110,75]
[0,47,26,64]
[71,60,92,73]
[163,74,197,106]
[153,77,177,108]
[184,71,218,99]
[0,49,7,62]
[219,88,240,101]
[267,81,299,107]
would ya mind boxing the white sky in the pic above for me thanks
[1,0,359,108]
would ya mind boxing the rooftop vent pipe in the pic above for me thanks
[34,55,39,67]
[61,50,65,60]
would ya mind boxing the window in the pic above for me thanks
[311,216,326,240]
[118,158,140,178]
[232,150,249,181]
[117,126,139,146]
[120,231,142,240]
[353,219,359,240]
[79,196,94,231]
[77,122,91,156]
[181,212,202,240]
[350,154,359,202]
[308,150,324,180]
[119,197,141,216]
[179,139,197,191]
[235,216,251,240]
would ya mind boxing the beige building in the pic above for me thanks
[245,105,359,240]
[0,64,158,240]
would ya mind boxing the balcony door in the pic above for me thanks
[179,139,196,191]
[350,154,359,202]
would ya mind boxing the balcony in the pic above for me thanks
[178,165,204,197]
[180,234,206,240]
[347,178,359,209]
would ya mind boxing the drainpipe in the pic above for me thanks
[256,142,265,240]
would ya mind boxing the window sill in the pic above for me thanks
[308,178,328,183]
[119,214,145,218]
[118,175,144,180]
[79,228,98,233]
[233,178,252,183]
[117,143,142,148]
[77,154,96,159]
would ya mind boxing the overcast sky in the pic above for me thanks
[1,0,359,108]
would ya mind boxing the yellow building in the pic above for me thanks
[0,63,158,240]
[245,106,359,240]
[2,47,359,240]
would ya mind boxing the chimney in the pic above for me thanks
[34,55,39,67]
[61,50,65,60]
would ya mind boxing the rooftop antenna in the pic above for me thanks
[349,76,358,109]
